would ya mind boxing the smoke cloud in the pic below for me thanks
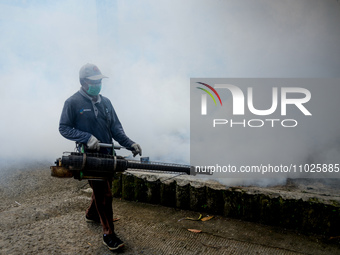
[1,0,339,186]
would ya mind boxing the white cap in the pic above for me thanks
[79,63,108,80]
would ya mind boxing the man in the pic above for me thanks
[59,63,142,251]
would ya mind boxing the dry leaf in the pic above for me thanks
[188,229,202,233]
[201,216,214,222]
[186,214,202,221]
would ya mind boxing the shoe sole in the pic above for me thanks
[103,241,125,251]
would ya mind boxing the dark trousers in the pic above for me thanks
[86,179,114,235]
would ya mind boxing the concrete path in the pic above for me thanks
[0,166,339,254]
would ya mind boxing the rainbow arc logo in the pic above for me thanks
[196,82,222,106]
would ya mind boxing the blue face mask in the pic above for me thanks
[87,83,102,96]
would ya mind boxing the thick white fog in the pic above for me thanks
[0,0,339,176]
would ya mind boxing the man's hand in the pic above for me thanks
[87,135,100,151]
[131,143,142,157]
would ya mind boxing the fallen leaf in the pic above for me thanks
[201,216,214,222]
[188,229,202,233]
[186,214,202,221]
[113,218,120,222]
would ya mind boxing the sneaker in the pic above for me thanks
[85,215,100,224]
[103,233,125,251]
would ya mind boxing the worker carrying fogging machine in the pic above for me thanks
[50,143,201,180]
[54,63,210,252]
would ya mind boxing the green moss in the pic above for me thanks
[308,197,320,203]
[112,172,122,198]
[122,174,135,201]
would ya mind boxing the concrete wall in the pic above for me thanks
[112,171,340,237]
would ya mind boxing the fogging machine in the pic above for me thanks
[51,143,197,180]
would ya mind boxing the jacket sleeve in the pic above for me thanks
[109,102,135,149]
[59,99,92,144]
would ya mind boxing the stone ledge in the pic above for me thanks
[112,171,340,237]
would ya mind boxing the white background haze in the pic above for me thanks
[0,0,339,185]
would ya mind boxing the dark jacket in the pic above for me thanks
[59,90,134,153]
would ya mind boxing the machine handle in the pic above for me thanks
[98,143,124,150]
